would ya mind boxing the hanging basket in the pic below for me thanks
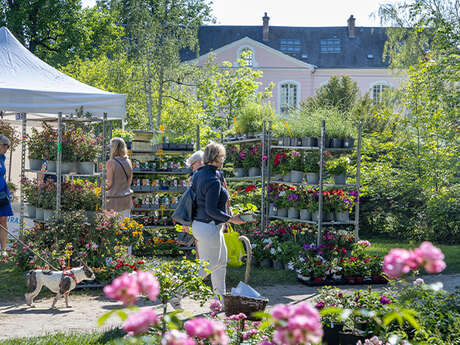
[223,236,269,320]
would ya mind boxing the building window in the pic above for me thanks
[320,38,341,53]
[280,39,301,56]
[371,83,389,103]
[239,48,254,67]
[280,82,298,115]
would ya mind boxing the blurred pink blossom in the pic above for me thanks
[162,330,196,345]
[136,271,160,301]
[383,248,414,278]
[418,241,446,273]
[184,317,228,345]
[210,299,223,312]
[123,308,159,335]
[103,272,140,305]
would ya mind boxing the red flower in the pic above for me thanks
[314,277,323,282]
[244,185,257,193]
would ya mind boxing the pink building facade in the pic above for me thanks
[183,14,403,115]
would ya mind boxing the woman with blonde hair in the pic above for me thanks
[105,137,133,218]
[191,142,245,298]
[0,135,12,255]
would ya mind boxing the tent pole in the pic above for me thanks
[20,113,26,234]
[102,113,107,210]
[56,112,62,215]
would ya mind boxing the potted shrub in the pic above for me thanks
[28,124,57,171]
[22,178,38,218]
[76,132,99,174]
[326,156,350,185]
[40,180,56,222]
[242,143,262,177]
[288,151,304,183]
[304,152,320,184]
[229,146,247,177]
[287,192,300,219]
[271,151,288,180]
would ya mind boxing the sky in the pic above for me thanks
[81,0,399,27]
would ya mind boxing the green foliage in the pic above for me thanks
[326,156,350,176]
[303,151,321,173]
[112,129,134,143]
[234,102,276,134]
[302,75,359,113]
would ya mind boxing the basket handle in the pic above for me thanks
[238,235,252,284]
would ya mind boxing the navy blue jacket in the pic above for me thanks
[191,165,230,224]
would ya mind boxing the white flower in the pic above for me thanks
[299,257,305,262]
[279,191,286,197]
[270,248,276,255]
[252,243,257,248]
[287,262,294,270]
[263,238,271,244]
[277,246,282,253]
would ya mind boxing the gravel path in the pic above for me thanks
[1,274,459,340]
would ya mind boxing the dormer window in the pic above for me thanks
[320,38,341,53]
[280,39,301,56]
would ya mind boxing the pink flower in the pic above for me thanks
[258,341,276,345]
[383,248,413,279]
[357,240,371,247]
[136,271,160,301]
[227,313,247,320]
[184,318,228,345]
[413,278,424,286]
[103,272,140,305]
[418,241,446,274]
[162,330,196,345]
[379,296,391,305]
[239,152,246,159]
[271,302,323,345]
[123,308,159,335]
[210,300,223,312]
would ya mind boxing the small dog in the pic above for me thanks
[25,261,96,309]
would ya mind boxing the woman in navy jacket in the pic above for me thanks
[191,142,245,297]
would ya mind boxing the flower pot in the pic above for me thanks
[260,258,273,268]
[336,211,350,222]
[344,276,355,284]
[333,174,347,185]
[86,211,96,223]
[77,162,95,175]
[343,138,355,148]
[297,274,310,282]
[311,210,325,222]
[355,277,364,284]
[269,205,277,216]
[282,174,290,182]
[317,136,331,148]
[35,208,44,221]
[28,158,42,171]
[323,324,342,345]
[248,167,261,177]
[290,137,298,146]
[301,137,317,147]
[338,332,365,345]
[277,208,288,217]
[47,161,56,172]
[283,137,291,146]
[234,168,247,177]
[273,260,284,270]
[43,209,55,222]
[290,170,303,183]
[300,209,311,220]
[288,207,299,219]
[26,204,36,218]
[61,161,76,174]
[276,137,284,146]
[332,138,343,148]
[272,174,283,181]
[306,172,319,185]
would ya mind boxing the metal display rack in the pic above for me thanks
[265,120,362,246]
[17,112,109,231]
[222,122,270,233]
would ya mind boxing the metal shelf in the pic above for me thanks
[132,170,190,175]
[226,176,262,181]
[269,215,354,225]
[131,150,194,155]
[223,137,262,145]
[271,145,355,151]
[133,189,186,194]
[143,225,176,229]
[25,169,101,177]
[270,180,357,188]
[132,208,176,212]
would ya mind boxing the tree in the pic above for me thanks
[301,75,359,113]
[0,0,124,67]
[197,53,273,130]
[109,0,214,129]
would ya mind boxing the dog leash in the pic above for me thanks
[0,223,59,270]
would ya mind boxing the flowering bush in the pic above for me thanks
[242,143,262,169]
[271,151,289,175]
[27,123,57,160]
[288,151,303,171]
[326,156,350,176]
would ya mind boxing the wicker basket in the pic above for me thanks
[223,235,269,320]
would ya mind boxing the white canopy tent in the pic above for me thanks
[0,27,126,119]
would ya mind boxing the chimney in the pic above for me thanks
[347,15,356,38]
[262,12,270,41]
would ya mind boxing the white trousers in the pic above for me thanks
[192,220,227,297]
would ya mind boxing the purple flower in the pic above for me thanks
[239,152,246,159]
[379,296,391,305]
[315,301,325,309]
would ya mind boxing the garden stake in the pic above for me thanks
[0,223,59,270]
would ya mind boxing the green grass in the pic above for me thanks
[0,329,124,345]
[367,237,460,274]
[0,261,27,299]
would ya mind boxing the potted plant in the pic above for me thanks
[229,146,247,177]
[271,151,288,180]
[275,190,289,217]
[22,178,38,218]
[304,152,320,184]
[335,189,354,222]
[279,241,301,269]
[287,192,300,219]
[326,156,350,185]
[289,151,304,183]
[298,191,312,220]
[27,124,57,171]
[113,129,135,150]
[40,180,57,222]
[242,143,262,177]
[76,131,99,174]
[231,202,258,222]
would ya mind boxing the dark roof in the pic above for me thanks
[181,25,389,68]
